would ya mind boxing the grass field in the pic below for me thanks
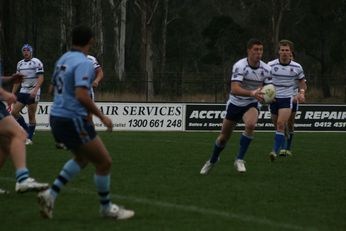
[0,131,345,231]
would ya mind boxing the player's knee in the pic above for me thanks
[28,114,36,123]
[245,123,256,131]
[103,156,112,171]
[217,136,228,146]
[17,128,27,142]
[276,122,286,131]
[0,137,11,154]
[11,111,20,118]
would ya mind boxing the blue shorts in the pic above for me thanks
[270,98,292,115]
[0,102,10,121]
[50,115,97,151]
[17,93,40,105]
[225,102,259,122]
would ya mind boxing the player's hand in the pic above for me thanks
[3,92,17,105]
[11,73,24,83]
[292,95,297,103]
[92,81,99,88]
[100,115,113,132]
[30,91,37,98]
[297,92,305,103]
[251,88,264,102]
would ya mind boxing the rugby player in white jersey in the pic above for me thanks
[268,40,307,161]
[87,55,104,101]
[280,52,305,156]
[0,67,48,194]
[200,38,271,174]
[11,44,44,145]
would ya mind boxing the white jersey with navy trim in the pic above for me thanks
[16,57,44,95]
[87,55,100,101]
[228,58,272,107]
[87,55,100,70]
[268,59,305,98]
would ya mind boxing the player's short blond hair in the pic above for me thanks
[279,39,294,52]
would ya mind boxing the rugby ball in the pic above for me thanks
[261,84,276,104]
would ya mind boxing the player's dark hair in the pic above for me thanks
[279,39,294,52]
[247,38,263,49]
[72,25,94,46]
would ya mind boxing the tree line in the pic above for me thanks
[0,0,345,100]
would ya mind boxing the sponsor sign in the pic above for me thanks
[185,104,346,132]
[18,102,346,132]
[29,102,184,131]
[94,103,184,131]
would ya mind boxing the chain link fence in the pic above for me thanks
[41,73,346,104]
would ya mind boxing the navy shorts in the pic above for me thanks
[50,115,97,151]
[225,102,259,122]
[0,102,10,121]
[270,98,292,115]
[17,93,40,105]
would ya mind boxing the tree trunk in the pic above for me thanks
[146,25,154,100]
[137,0,158,100]
[91,0,104,63]
[319,24,331,97]
[160,0,168,76]
[271,0,290,56]
[118,0,127,81]
[109,0,121,80]
[60,0,72,53]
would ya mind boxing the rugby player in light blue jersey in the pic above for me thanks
[0,67,48,194]
[11,44,44,145]
[37,25,134,220]
[268,40,307,161]
[200,38,271,174]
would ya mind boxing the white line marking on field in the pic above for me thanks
[0,176,317,231]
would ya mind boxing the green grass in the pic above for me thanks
[1,131,346,231]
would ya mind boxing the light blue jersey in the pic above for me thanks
[50,50,95,118]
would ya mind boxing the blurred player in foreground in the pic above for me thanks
[37,25,134,220]
[11,44,44,145]
[200,38,271,174]
[268,40,307,161]
[0,71,48,194]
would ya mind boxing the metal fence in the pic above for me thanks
[41,73,346,104]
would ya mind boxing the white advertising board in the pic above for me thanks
[29,102,184,131]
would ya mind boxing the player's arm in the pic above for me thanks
[231,82,264,102]
[297,79,307,103]
[1,73,24,84]
[0,87,17,105]
[92,67,104,88]
[12,82,21,94]
[75,87,112,131]
[31,74,44,97]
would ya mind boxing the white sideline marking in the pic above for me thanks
[0,176,317,231]
[69,187,317,231]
